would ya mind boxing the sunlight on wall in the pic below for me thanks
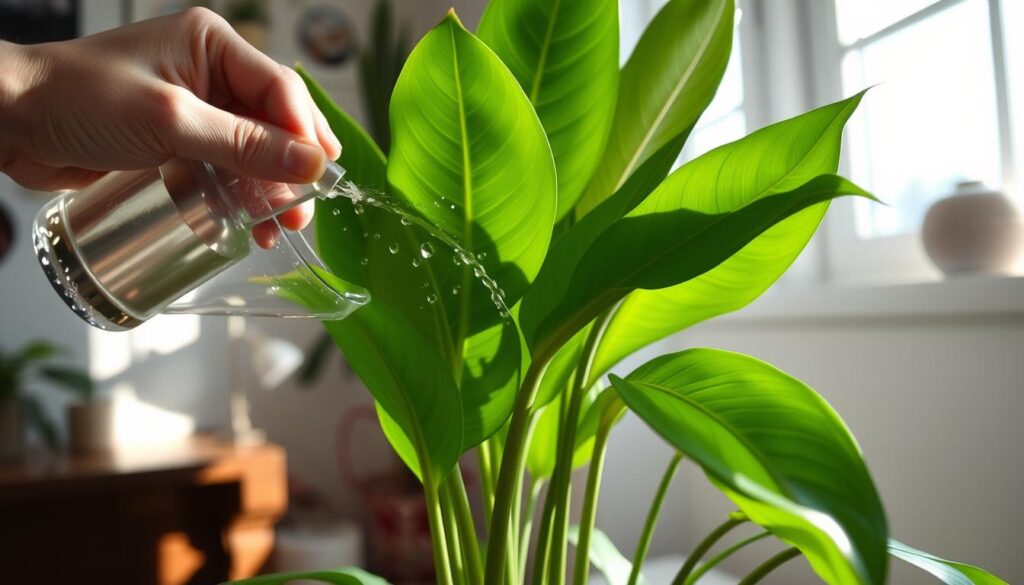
[111,383,195,443]
[88,327,132,380]
[132,315,202,356]
[89,315,202,383]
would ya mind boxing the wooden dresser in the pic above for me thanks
[0,436,287,584]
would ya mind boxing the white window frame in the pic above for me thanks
[803,0,1019,286]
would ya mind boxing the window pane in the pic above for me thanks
[702,26,744,121]
[687,110,747,161]
[834,0,940,45]
[841,0,1003,238]
[1003,0,1024,190]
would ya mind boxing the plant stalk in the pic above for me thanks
[520,477,546,577]
[628,452,684,585]
[441,482,467,585]
[477,441,495,524]
[449,471,484,585]
[425,481,455,585]
[683,531,770,585]
[542,311,614,585]
[484,359,549,585]
[671,516,748,585]
[737,548,801,585]
[571,423,612,585]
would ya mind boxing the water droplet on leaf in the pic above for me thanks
[420,242,435,258]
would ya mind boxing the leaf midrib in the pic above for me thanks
[615,0,729,192]
[449,22,474,377]
[529,0,563,104]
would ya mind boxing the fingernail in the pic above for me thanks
[328,131,342,157]
[284,141,326,181]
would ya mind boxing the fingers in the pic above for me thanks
[168,91,327,184]
[198,12,341,159]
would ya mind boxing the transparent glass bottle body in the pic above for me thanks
[33,159,367,331]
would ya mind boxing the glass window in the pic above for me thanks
[838,0,1004,238]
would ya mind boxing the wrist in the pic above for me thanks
[0,41,45,165]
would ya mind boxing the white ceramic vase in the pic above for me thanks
[922,181,1024,276]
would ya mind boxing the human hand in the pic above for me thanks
[0,8,341,247]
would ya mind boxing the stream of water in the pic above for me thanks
[322,180,513,320]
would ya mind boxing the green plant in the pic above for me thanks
[300,0,410,386]
[0,341,94,449]
[234,1,1007,584]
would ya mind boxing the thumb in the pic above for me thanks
[169,94,327,184]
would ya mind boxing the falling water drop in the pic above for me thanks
[420,242,435,258]
[353,203,365,215]
[388,242,400,254]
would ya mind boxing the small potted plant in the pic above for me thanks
[44,363,110,454]
[0,341,73,458]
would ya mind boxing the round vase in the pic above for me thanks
[921,181,1024,276]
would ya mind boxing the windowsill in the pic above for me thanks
[711,273,1024,326]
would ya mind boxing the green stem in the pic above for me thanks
[478,442,495,525]
[449,472,484,585]
[531,493,556,585]
[737,548,801,585]
[683,532,770,585]
[441,483,467,585]
[671,516,748,585]
[520,477,546,577]
[484,360,549,585]
[627,452,684,585]
[571,424,612,585]
[426,481,455,585]
[543,312,614,585]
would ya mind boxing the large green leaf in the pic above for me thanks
[575,0,734,217]
[568,525,650,585]
[325,303,462,487]
[478,0,619,219]
[889,541,1008,585]
[303,32,526,451]
[223,567,390,585]
[591,92,866,378]
[525,174,873,357]
[611,349,888,584]
[388,11,556,325]
[520,134,685,361]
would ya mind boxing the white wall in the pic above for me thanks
[598,310,1024,584]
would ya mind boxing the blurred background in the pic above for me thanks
[0,0,1021,583]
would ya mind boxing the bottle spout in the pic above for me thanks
[241,161,348,227]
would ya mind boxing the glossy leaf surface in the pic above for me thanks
[591,93,866,377]
[526,173,873,357]
[612,349,888,584]
[478,0,619,219]
[575,0,734,217]
[388,12,556,327]
[325,303,462,487]
[890,541,1008,585]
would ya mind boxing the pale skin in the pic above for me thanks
[0,7,340,248]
